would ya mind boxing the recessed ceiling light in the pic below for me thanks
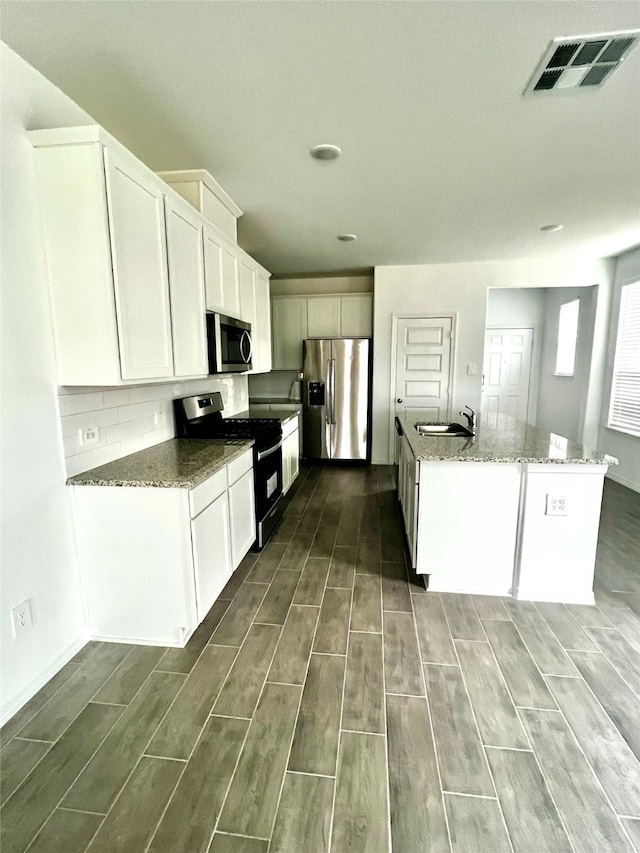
[337,234,357,242]
[540,224,564,232]
[310,144,342,161]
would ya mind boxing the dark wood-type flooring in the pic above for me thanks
[1,466,639,852]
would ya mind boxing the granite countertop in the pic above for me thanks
[67,438,254,488]
[398,412,618,465]
[235,406,300,426]
[249,397,301,405]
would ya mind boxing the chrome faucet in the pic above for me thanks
[459,405,477,435]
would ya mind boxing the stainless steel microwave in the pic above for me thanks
[206,313,252,374]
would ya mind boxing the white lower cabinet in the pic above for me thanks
[228,469,256,566]
[72,448,255,647]
[191,490,232,622]
[282,416,300,494]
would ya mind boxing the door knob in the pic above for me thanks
[397,398,403,403]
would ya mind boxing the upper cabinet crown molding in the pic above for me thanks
[158,169,242,243]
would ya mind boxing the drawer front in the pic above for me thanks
[189,467,228,518]
[226,448,254,486]
[282,415,299,439]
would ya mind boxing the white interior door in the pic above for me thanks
[482,328,533,429]
[394,315,452,423]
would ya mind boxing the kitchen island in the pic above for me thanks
[397,412,617,604]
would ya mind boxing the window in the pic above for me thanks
[554,298,580,375]
[608,280,640,436]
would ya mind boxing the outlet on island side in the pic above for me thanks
[10,599,33,637]
[546,494,568,516]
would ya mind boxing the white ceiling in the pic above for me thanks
[2,1,639,275]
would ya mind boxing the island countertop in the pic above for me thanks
[67,438,254,488]
[397,412,618,465]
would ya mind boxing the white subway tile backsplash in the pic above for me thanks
[103,388,131,408]
[58,374,248,476]
[71,391,105,414]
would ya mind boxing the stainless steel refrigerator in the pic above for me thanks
[302,338,371,461]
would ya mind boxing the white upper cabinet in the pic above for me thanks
[340,294,373,337]
[272,297,309,370]
[254,268,272,373]
[164,195,208,378]
[203,224,240,318]
[307,296,341,338]
[239,254,257,330]
[272,293,373,371]
[30,125,266,384]
[239,251,272,374]
[104,149,174,380]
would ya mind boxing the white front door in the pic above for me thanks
[393,317,453,459]
[482,328,533,429]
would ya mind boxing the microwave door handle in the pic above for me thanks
[240,330,252,364]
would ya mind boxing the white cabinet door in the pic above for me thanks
[239,256,257,329]
[308,296,341,338]
[221,240,241,318]
[341,294,373,337]
[204,224,241,318]
[164,195,208,377]
[282,430,299,495]
[191,491,233,622]
[254,268,272,373]
[228,469,256,567]
[203,224,224,312]
[104,149,173,380]
[272,297,308,370]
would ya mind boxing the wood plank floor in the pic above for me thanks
[1,468,639,853]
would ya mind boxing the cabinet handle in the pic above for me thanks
[397,398,403,403]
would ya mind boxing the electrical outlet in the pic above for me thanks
[11,599,33,637]
[546,494,568,516]
[79,425,99,446]
[467,363,477,376]
[154,411,166,428]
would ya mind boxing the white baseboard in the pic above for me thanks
[605,469,640,494]
[0,635,88,728]
[514,589,596,606]
[89,630,192,648]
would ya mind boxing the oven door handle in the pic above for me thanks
[257,439,283,461]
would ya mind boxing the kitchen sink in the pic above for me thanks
[414,422,474,438]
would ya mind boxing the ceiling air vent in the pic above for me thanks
[524,29,640,95]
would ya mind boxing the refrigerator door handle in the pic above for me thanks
[326,359,333,424]
[330,359,337,425]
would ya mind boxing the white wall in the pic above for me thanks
[0,45,94,724]
[0,46,249,724]
[485,288,546,425]
[598,247,640,492]
[373,258,614,464]
[536,286,597,441]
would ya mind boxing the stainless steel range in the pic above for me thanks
[174,393,284,549]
